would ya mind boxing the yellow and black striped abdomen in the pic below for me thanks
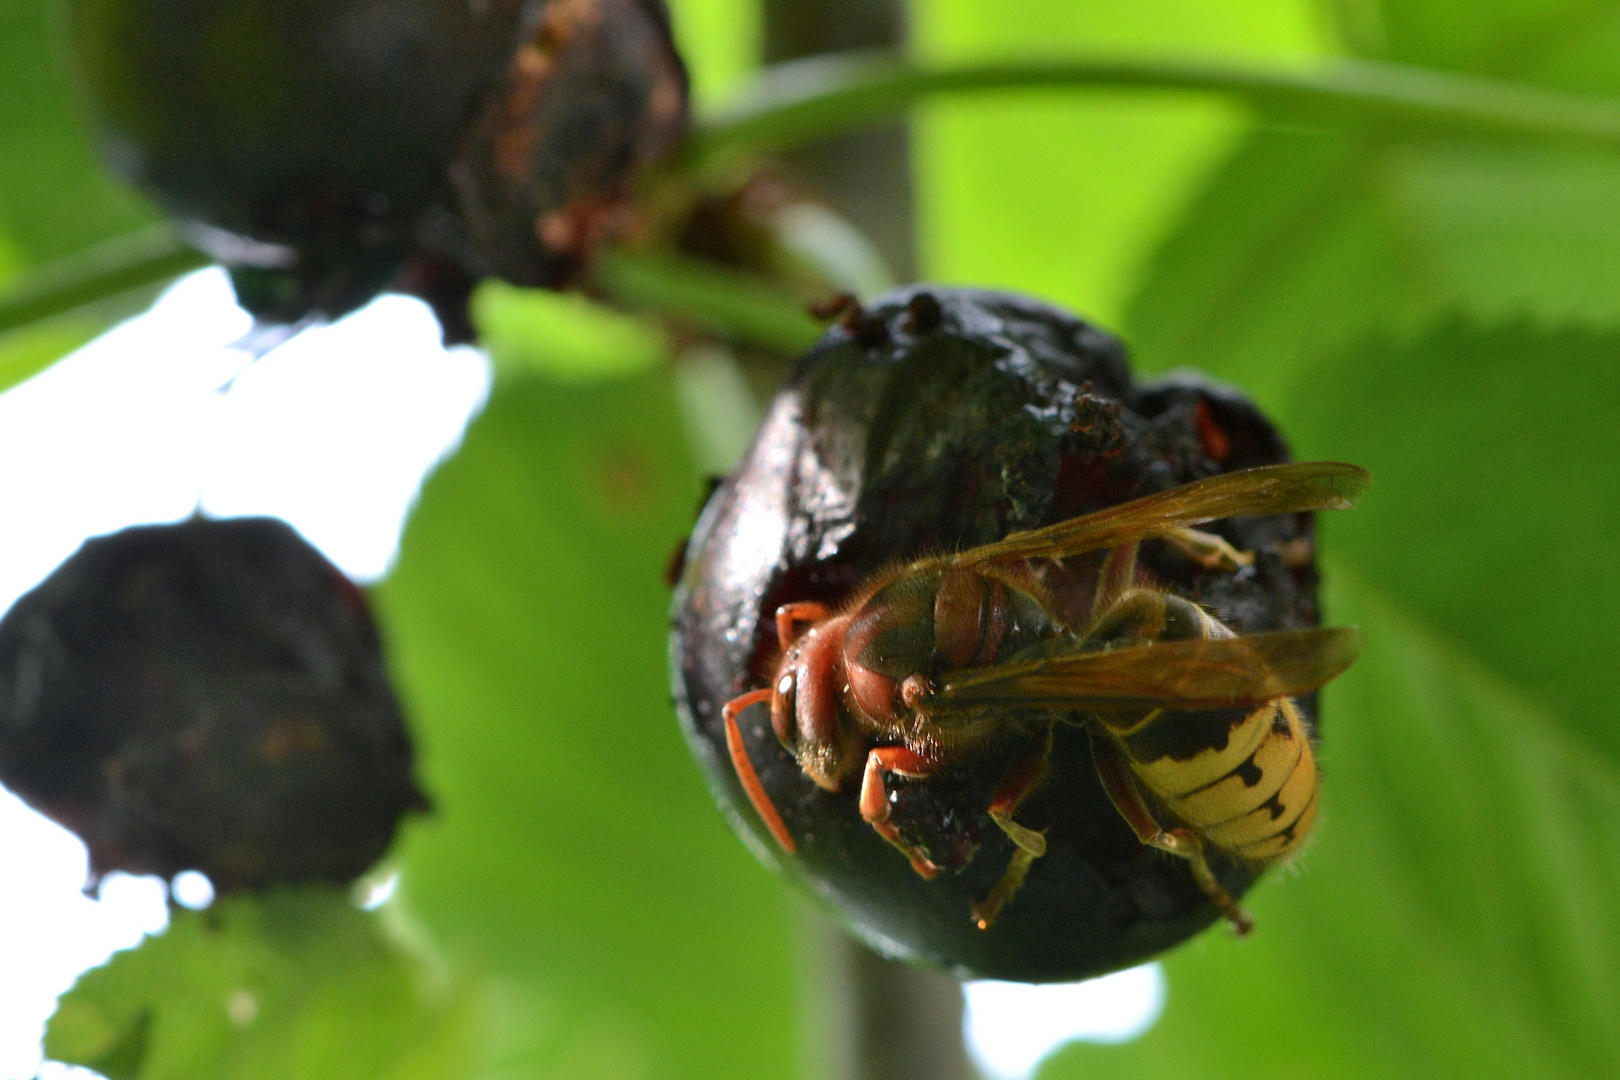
[1121,697,1318,864]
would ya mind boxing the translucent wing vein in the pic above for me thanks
[953,461,1371,566]
[933,627,1364,712]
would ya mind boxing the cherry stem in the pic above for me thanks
[0,224,208,339]
[588,249,821,355]
[690,49,1620,171]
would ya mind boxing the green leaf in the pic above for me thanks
[1326,0,1620,93]
[0,318,100,396]
[910,0,1327,326]
[44,889,557,1080]
[0,0,170,383]
[1124,2,1620,381]
[471,281,669,383]
[1286,322,1620,772]
[1124,132,1620,398]
[0,226,209,393]
[665,0,761,105]
[376,371,800,1080]
[1121,126,1416,407]
[1379,141,1620,325]
[0,226,209,337]
[0,0,155,264]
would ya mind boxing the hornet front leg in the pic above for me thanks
[858,746,944,879]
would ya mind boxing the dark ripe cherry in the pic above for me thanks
[69,0,528,322]
[451,0,688,287]
[670,286,1322,981]
[68,0,687,329]
[0,517,427,891]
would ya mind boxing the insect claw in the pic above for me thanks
[1148,829,1193,856]
[909,852,943,879]
[872,818,941,878]
[1168,828,1254,935]
[972,847,1037,930]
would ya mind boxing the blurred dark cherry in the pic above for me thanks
[0,517,427,891]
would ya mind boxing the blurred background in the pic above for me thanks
[4,0,1620,1078]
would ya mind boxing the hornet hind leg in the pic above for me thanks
[1092,736,1254,935]
[971,727,1054,930]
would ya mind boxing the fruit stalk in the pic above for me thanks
[693,51,1620,170]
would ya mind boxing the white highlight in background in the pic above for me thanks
[963,964,1166,1080]
[0,270,491,1079]
[193,287,491,579]
[168,872,215,911]
[0,790,169,1080]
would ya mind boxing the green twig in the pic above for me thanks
[591,249,823,356]
[13,52,1620,345]
[0,225,210,336]
[691,50,1620,169]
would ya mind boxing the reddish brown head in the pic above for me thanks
[767,565,1062,794]
[768,610,862,791]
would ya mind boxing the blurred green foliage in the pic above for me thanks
[45,888,562,1079]
[0,0,159,390]
[0,0,153,263]
[912,0,1328,327]
[6,0,1620,1077]
[377,370,801,1080]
